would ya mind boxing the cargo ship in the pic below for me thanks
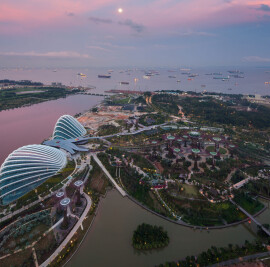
[77,73,86,77]
[119,82,129,85]
[188,73,199,77]
[98,75,111,78]
[231,74,244,78]
[213,76,229,80]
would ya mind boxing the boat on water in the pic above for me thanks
[77,73,86,77]
[213,76,229,80]
[181,72,190,75]
[205,73,213,75]
[213,72,222,75]
[177,80,181,82]
[168,75,176,78]
[119,82,129,85]
[98,75,111,78]
[231,74,244,78]
[228,70,240,74]
[188,73,199,77]
[180,68,191,71]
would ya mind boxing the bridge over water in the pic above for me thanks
[230,199,270,237]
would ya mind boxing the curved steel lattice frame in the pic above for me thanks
[53,115,87,140]
[0,145,67,205]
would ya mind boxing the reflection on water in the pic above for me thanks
[67,191,270,267]
[0,94,102,165]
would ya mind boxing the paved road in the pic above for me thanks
[230,199,270,237]
[91,153,127,197]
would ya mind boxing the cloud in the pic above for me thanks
[87,45,110,52]
[242,56,270,62]
[0,51,91,59]
[88,16,145,33]
[172,30,216,37]
[66,12,75,17]
[118,19,145,33]
[88,42,135,50]
[257,4,270,12]
[89,16,113,24]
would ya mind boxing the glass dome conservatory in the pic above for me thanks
[0,145,67,205]
[53,115,87,140]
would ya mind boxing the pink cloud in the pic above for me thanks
[135,0,270,29]
[0,0,122,33]
[0,51,91,58]
[1,0,270,35]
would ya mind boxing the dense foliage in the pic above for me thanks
[97,124,120,136]
[180,97,270,129]
[159,190,244,226]
[0,86,78,111]
[157,240,267,267]
[132,223,169,250]
[152,94,270,129]
[0,79,43,86]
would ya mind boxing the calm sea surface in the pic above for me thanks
[1,67,270,95]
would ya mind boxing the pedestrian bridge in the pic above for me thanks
[230,199,270,237]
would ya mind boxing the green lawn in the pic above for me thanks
[206,146,227,155]
[181,184,200,197]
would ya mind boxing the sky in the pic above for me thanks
[0,0,270,68]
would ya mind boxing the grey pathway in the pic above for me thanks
[91,153,127,197]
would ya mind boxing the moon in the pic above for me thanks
[118,8,123,13]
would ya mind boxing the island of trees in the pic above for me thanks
[132,223,169,250]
